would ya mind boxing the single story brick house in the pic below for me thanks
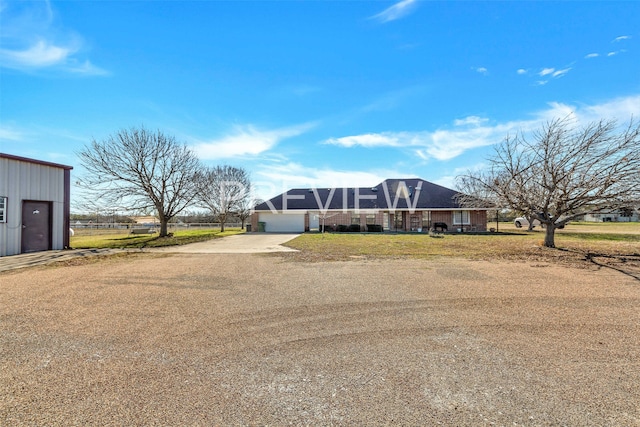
[0,153,73,256]
[251,178,489,233]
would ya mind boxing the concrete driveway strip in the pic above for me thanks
[149,233,300,254]
[0,234,298,273]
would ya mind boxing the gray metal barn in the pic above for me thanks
[0,153,73,256]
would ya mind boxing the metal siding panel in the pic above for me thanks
[0,159,67,255]
[0,158,6,256]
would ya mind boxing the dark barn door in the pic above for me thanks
[21,201,52,253]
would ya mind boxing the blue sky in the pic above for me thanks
[1,0,639,203]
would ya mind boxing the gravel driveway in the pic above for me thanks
[1,254,639,425]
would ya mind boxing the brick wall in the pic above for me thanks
[252,209,488,232]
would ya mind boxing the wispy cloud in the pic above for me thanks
[474,67,488,75]
[0,126,24,141]
[324,133,401,148]
[534,66,571,84]
[192,122,317,160]
[612,35,630,43]
[579,94,640,121]
[322,94,640,161]
[539,68,555,77]
[552,68,571,78]
[519,34,635,87]
[325,128,503,162]
[0,38,76,68]
[454,116,488,127]
[0,1,107,75]
[369,0,418,23]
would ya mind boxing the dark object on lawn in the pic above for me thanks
[348,224,361,232]
[367,224,383,232]
[432,222,448,232]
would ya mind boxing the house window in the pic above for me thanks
[351,214,360,225]
[452,210,471,225]
[366,214,376,225]
[0,197,7,223]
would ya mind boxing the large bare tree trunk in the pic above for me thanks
[219,213,227,232]
[544,224,556,248]
[160,220,169,237]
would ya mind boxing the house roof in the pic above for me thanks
[255,178,484,211]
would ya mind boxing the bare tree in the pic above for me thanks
[195,165,251,232]
[235,194,261,230]
[456,118,640,248]
[77,126,201,237]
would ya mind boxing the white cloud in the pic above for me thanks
[0,39,75,68]
[516,69,528,75]
[324,133,401,148]
[552,67,571,78]
[68,59,109,76]
[0,2,106,75]
[585,53,599,59]
[612,35,630,42]
[370,0,417,23]
[0,126,24,141]
[474,67,488,75]
[321,94,640,162]
[580,94,640,122]
[536,67,570,80]
[539,68,555,77]
[326,127,504,162]
[193,122,316,160]
[454,116,488,127]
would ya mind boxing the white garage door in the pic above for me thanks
[259,212,305,232]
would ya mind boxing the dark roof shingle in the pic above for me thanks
[255,178,475,211]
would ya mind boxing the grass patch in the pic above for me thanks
[283,225,640,265]
[558,232,640,242]
[71,228,244,249]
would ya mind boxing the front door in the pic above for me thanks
[21,201,52,253]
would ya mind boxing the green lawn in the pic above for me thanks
[284,222,640,262]
[69,222,639,268]
[71,228,244,249]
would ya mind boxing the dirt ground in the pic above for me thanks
[1,253,639,426]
